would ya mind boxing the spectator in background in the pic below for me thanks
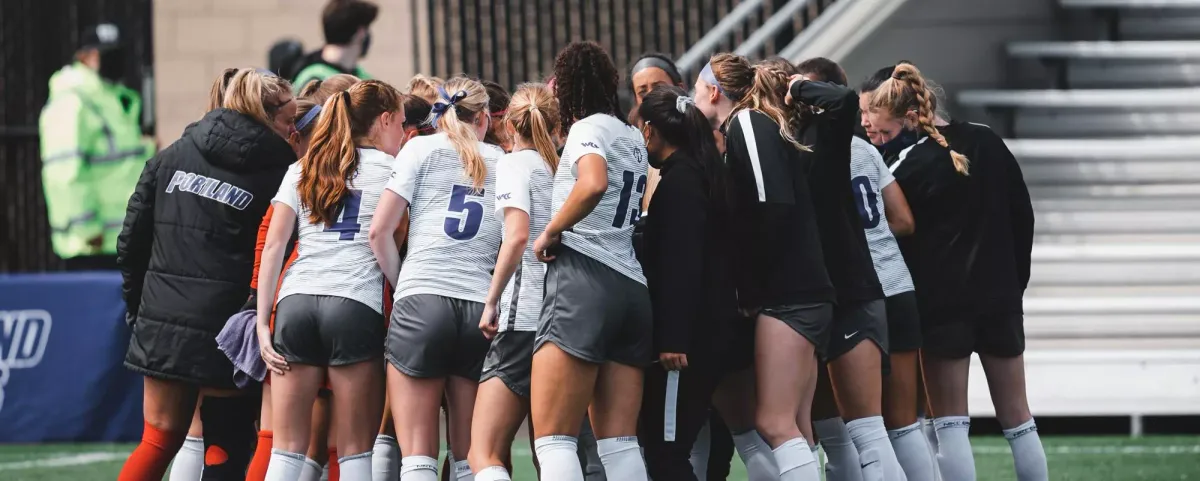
[40,23,155,270]
[292,0,378,89]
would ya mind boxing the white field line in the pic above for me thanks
[0,451,128,470]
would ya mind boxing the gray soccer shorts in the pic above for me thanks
[535,246,653,367]
[273,294,384,366]
[480,330,535,397]
[826,298,889,361]
[760,302,835,357]
[386,294,489,380]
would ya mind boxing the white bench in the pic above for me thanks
[1006,137,1200,158]
[959,87,1200,109]
[1030,244,1200,286]
[1009,40,1200,59]
[1034,209,1200,234]
[1061,0,1200,8]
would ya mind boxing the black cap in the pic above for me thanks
[79,24,121,52]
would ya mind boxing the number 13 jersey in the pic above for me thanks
[273,148,395,313]
[387,133,504,303]
[553,113,649,285]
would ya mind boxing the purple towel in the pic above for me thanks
[216,310,267,388]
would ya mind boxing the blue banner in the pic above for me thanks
[0,271,143,442]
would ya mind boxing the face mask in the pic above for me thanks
[98,48,127,83]
[879,128,920,156]
[642,126,667,169]
[360,31,372,58]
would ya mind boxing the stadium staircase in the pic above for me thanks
[957,0,1200,425]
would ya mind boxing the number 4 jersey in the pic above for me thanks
[273,148,395,313]
[553,113,649,285]
[387,133,504,302]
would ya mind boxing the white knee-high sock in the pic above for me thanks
[732,430,780,481]
[265,449,307,481]
[772,437,820,481]
[848,416,907,481]
[1004,419,1048,481]
[168,436,205,481]
[535,436,585,481]
[473,465,511,481]
[372,435,400,481]
[814,417,863,481]
[920,417,942,481]
[340,451,373,481]
[811,443,823,475]
[690,420,712,480]
[299,457,324,481]
[453,459,474,481]
[400,455,439,481]
[933,417,975,481]
[596,436,648,481]
[889,422,936,481]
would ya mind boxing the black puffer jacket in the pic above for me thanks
[117,108,296,388]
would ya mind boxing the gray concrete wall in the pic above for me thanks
[838,0,1061,125]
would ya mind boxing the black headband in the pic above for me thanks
[631,57,683,85]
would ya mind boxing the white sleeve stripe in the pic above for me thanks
[736,110,768,203]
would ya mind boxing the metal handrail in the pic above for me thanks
[675,0,766,74]
[734,0,817,56]
[777,0,853,60]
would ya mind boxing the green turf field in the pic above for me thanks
[1,436,1197,480]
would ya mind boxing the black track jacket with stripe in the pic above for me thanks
[725,109,834,310]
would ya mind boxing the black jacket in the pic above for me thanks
[793,80,885,304]
[725,110,833,309]
[118,109,297,388]
[642,152,738,364]
[885,125,1033,322]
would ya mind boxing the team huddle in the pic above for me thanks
[115,40,1045,481]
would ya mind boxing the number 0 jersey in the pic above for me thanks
[273,148,394,313]
[849,136,914,297]
[553,113,649,285]
[494,150,555,332]
[387,133,504,303]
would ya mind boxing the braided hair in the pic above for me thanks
[868,62,968,175]
[554,41,624,130]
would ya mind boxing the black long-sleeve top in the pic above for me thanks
[725,109,833,309]
[885,123,1034,322]
[643,152,738,362]
[792,80,885,303]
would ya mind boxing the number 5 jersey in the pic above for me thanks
[553,113,649,285]
[273,148,396,314]
[386,133,504,302]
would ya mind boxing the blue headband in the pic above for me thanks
[430,86,469,125]
[294,104,322,132]
[699,62,727,97]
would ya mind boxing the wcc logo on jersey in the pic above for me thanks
[0,310,52,413]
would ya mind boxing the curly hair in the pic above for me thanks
[553,41,623,130]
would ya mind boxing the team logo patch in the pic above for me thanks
[581,141,600,149]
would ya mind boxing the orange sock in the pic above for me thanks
[327,448,340,481]
[245,430,273,481]
[117,421,184,481]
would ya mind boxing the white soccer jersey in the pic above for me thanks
[387,133,504,303]
[274,149,394,313]
[849,136,915,297]
[494,150,555,332]
[552,113,649,284]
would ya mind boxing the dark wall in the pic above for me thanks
[0,0,154,272]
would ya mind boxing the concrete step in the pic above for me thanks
[1007,136,1200,159]
[1028,182,1200,199]
[1121,14,1200,40]
[1014,111,1200,137]
[1068,61,1200,89]
[1030,244,1200,286]
[1032,196,1200,211]
[1009,40,1200,60]
[958,87,1200,109]
[1025,284,1200,298]
[1061,0,1200,8]
[1021,158,1200,184]
[1035,209,1200,234]
[1035,232,1200,244]
[1025,297,1200,339]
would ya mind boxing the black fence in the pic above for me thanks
[0,0,154,272]
[420,0,831,96]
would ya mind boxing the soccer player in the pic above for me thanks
[528,41,652,481]
[634,85,738,481]
[694,52,829,481]
[866,62,1045,481]
[467,83,561,481]
[255,80,406,481]
[626,52,685,213]
[117,68,298,481]
[482,80,513,151]
[369,76,504,481]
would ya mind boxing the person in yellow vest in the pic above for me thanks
[291,0,378,91]
[40,23,154,270]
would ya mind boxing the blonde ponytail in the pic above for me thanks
[207,68,238,112]
[709,54,808,152]
[434,77,489,190]
[871,63,969,175]
[505,83,561,174]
